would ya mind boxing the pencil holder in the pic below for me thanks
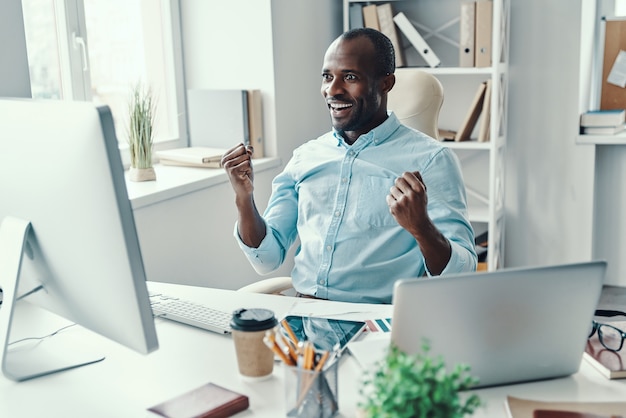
[284,359,338,418]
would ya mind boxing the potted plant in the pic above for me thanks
[128,84,156,182]
[358,342,481,418]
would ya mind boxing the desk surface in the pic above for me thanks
[1,282,626,418]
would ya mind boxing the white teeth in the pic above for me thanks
[330,103,352,110]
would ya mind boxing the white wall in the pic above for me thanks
[269,0,343,164]
[137,0,341,289]
[0,0,31,97]
[580,0,626,286]
[503,0,596,269]
[133,168,283,290]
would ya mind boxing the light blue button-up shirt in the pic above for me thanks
[236,112,477,303]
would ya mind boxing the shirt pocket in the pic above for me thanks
[355,175,397,228]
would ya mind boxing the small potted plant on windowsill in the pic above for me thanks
[358,342,482,418]
[127,84,156,182]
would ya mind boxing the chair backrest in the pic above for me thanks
[388,70,443,140]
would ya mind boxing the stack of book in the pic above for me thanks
[580,109,626,135]
[156,147,227,168]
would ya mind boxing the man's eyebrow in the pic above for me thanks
[321,68,360,74]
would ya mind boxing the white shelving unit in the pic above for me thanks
[343,0,510,270]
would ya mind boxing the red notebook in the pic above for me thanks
[534,410,621,418]
[148,382,249,418]
[505,396,626,418]
[583,321,626,380]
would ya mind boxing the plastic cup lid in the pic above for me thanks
[230,308,277,331]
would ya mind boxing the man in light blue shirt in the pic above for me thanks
[222,28,476,303]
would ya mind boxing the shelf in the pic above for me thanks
[442,140,491,150]
[576,132,626,145]
[397,67,494,76]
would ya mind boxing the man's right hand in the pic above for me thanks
[221,143,266,248]
[221,143,255,197]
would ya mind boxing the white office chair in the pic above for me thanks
[237,70,444,295]
[388,69,444,140]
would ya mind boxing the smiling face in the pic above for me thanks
[321,36,395,145]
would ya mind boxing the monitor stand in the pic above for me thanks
[0,216,105,382]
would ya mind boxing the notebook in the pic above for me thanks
[391,261,607,388]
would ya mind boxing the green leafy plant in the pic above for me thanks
[359,342,481,418]
[128,84,155,169]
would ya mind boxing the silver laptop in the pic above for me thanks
[391,261,607,388]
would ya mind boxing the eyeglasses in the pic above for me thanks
[588,310,626,352]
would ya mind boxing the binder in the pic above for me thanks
[246,89,264,158]
[478,79,492,142]
[459,1,476,67]
[377,3,405,67]
[349,3,364,29]
[455,81,487,141]
[187,89,249,149]
[362,4,380,31]
[600,18,626,110]
[393,12,441,68]
[474,0,493,68]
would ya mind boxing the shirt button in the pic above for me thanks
[326,245,332,251]
[334,211,340,217]
[342,177,347,183]
[319,279,326,285]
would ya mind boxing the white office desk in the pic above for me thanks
[1,282,626,418]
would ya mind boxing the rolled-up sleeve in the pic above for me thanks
[234,222,285,275]
[422,148,478,276]
[233,163,300,275]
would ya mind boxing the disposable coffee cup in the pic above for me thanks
[231,308,278,381]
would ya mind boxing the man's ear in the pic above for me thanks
[381,73,396,94]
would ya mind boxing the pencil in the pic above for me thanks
[263,332,295,366]
[275,329,298,364]
[303,341,315,370]
[280,318,300,351]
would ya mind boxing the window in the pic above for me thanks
[21,0,187,155]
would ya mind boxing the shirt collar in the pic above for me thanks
[331,111,401,148]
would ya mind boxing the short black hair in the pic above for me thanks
[341,28,395,76]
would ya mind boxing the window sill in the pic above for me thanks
[125,157,281,209]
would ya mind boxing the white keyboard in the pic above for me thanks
[149,292,232,334]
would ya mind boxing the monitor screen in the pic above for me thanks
[0,99,158,381]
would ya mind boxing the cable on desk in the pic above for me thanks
[8,323,76,346]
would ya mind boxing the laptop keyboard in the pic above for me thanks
[149,292,232,334]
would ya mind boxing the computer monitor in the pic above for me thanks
[0,99,158,381]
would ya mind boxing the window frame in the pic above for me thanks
[34,0,188,165]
